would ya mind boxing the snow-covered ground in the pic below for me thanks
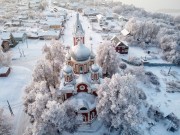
[0,2,180,135]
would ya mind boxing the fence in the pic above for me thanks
[121,58,179,67]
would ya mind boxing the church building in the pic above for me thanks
[59,13,102,123]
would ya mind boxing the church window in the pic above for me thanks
[80,107,87,110]
[80,66,83,72]
[79,85,85,90]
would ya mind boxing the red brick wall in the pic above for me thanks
[66,93,73,99]
[93,91,98,96]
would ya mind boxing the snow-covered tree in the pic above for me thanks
[0,47,11,67]
[125,18,160,45]
[96,74,144,134]
[96,42,119,77]
[23,40,81,135]
[0,108,12,135]
[39,0,48,10]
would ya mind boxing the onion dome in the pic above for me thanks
[71,42,90,61]
[63,65,73,74]
[91,64,99,72]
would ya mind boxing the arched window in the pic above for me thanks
[80,107,87,110]
[80,66,83,73]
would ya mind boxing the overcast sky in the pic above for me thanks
[113,0,180,11]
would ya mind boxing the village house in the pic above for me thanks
[0,39,10,52]
[83,8,99,16]
[29,0,41,9]
[165,113,180,132]
[1,33,18,47]
[12,32,27,43]
[38,30,61,40]
[5,20,22,27]
[105,11,114,20]
[121,28,130,36]
[111,35,129,54]
[96,14,106,26]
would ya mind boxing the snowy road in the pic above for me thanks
[0,66,32,135]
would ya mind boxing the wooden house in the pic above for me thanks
[111,36,129,54]
[0,40,10,52]
[0,67,11,77]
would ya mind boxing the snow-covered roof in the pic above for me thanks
[71,42,90,61]
[0,67,10,74]
[38,30,60,37]
[96,14,105,20]
[83,8,99,16]
[111,35,120,45]
[121,29,130,36]
[13,32,26,38]
[67,92,96,111]
[76,74,90,85]
[1,33,10,40]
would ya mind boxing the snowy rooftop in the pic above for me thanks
[0,66,9,74]
[67,92,96,111]
[121,29,130,36]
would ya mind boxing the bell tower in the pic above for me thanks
[73,13,85,46]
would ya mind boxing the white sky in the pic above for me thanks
[113,0,180,11]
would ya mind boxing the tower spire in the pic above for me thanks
[73,13,85,46]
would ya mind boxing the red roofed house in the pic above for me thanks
[111,35,129,54]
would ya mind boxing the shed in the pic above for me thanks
[0,40,10,52]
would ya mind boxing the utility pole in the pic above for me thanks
[168,66,171,75]
[7,100,14,116]
[26,38,28,48]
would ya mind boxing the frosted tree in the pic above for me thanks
[125,18,159,45]
[96,42,119,77]
[158,29,180,64]
[0,47,11,67]
[0,108,12,135]
[32,101,82,135]
[39,0,48,10]
[23,40,81,135]
[96,74,144,134]
[23,101,82,135]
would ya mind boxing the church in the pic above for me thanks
[59,13,102,123]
